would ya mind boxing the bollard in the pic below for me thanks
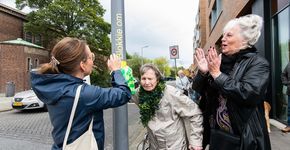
[5,81,15,97]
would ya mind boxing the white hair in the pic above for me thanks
[223,14,263,47]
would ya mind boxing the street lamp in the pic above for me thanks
[141,45,149,66]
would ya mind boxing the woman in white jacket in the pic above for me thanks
[132,64,203,150]
[176,70,191,96]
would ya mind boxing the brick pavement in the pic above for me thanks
[0,137,51,150]
[0,97,145,150]
[0,110,53,145]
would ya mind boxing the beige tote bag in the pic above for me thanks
[62,85,98,150]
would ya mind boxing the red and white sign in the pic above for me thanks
[169,45,179,59]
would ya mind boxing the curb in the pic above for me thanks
[270,119,287,130]
[0,108,13,112]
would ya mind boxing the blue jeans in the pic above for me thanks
[288,96,290,126]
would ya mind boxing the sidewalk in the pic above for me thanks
[269,120,290,150]
[0,93,13,112]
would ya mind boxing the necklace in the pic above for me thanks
[138,81,166,127]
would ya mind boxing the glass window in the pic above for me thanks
[272,0,290,15]
[34,35,42,46]
[27,57,32,71]
[210,2,217,30]
[25,32,33,43]
[209,0,223,30]
[216,0,222,15]
[272,6,289,122]
[34,59,39,68]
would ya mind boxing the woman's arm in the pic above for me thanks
[172,91,203,148]
[81,70,132,111]
[191,71,208,93]
[129,89,140,105]
[215,57,269,106]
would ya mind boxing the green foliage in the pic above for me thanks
[170,68,177,77]
[177,66,185,70]
[164,66,171,77]
[127,53,174,79]
[17,0,111,53]
[126,52,132,59]
[16,0,112,86]
[90,69,110,87]
[126,53,141,78]
[153,57,170,76]
[16,0,53,10]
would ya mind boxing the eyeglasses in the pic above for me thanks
[83,52,95,62]
[88,53,95,61]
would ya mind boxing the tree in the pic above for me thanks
[170,68,176,77]
[16,0,112,86]
[127,53,150,79]
[127,53,174,78]
[153,57,170,76]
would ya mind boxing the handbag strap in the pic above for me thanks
[63,85,83,149]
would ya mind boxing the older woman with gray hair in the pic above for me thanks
[132,63,203,150]
[193,14,271,150]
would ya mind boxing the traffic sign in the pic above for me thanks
[169,45,179,59]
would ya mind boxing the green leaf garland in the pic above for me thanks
[138,81,166,127]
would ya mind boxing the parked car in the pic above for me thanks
[11,90,46,110]
[164,76,176,81]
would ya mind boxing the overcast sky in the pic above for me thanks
[1,0,199,68]
[100,0,199,68]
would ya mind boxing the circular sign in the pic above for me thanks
[171,48,177,56]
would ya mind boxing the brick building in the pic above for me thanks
[195,0,289,123]
[0,3,49,93]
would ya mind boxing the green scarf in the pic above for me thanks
[138,81,166,127]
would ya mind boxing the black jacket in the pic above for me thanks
[192,47,271,150]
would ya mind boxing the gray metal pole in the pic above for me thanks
[141,47,143,66]
[141,45,148,66]
[174,58,177,76]
[111,0,128,150]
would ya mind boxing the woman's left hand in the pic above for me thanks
[189,145,203,150]
[207,47,221,79]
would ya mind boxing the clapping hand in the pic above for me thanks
[207,47,222,79]
[194,48,208,74]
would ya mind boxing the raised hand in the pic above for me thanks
[107,53,121,71]
[194,48,208,74]
[207,47,222,79]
